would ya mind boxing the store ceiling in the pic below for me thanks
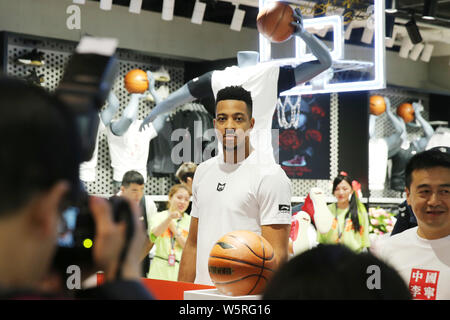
[90,0,450,30]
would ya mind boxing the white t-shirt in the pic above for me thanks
[211,63,280,164]
[79,118,106,182]
[372,227,450,300]
[369,138,388,190]
[191,151,292,285]
[106,120,157,182]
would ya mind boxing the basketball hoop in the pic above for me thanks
[276,95,302,129]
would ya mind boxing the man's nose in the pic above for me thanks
[427,192,441,206]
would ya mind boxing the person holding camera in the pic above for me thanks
[0,77,152,300]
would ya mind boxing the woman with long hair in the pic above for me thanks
[317,172,370,252]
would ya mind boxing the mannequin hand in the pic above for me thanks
[139,114,154,131]
[383,96,392,113]
[291,8,305,37]
[412,101,423,114]
[146,71,156,92]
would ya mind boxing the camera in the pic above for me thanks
[53,195,135,274]
[52,37,134,276]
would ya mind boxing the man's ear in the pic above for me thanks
[27,181,69,239]
[405,187,411,205]
[250,117,255,129]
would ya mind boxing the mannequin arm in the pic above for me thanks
[146,71,160,105]
[384,97,403,133]
[384,97,405,156]
[413,101,434,150]
[369,114,377,139]
[110,94,143,136]
[100,91,120,126]
[291,8,332,84]
[139,85,195,131]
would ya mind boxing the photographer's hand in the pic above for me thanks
[89,196,146,282]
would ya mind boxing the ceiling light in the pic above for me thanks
[99,0,112,10]
[420,43,434,62]
[72,0,85,4]
[399,37,414,58]
[361,26,374,44]
[423,0,437,20]
[230,5,245,31]
[162,0,175,21]
[409,43,424,61]
[191,0,207,24]
[129,0,143,14]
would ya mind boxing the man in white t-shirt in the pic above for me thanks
[178,86,292,286]
[372,147,450,300]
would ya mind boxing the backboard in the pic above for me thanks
[258,0,386,95]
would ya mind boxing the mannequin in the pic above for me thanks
[139,9,332,163]
[79,91,120,182]
[368,97,394,191]
[105,72,162,184]
[387,100,434,192]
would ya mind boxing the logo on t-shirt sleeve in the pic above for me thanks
[278,204,291,215]
[409,268,440,300]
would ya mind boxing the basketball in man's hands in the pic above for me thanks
[257,1,295,43]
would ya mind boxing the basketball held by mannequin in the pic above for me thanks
[257,1,295,43]
[208,230,276,296]
[397,102,415,123]
[124,69,148,94]
[369,95,386,116]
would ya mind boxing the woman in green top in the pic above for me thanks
[148,184,191,281]
[317,173,370,252]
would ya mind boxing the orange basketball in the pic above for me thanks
[124,69,148,93]
[369,95,386,116]
[208,230,276,296]
[397,102,415,123]
[257,1,295,43]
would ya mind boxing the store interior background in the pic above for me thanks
[0,0,449,212]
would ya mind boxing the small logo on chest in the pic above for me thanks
[216,182,226,192]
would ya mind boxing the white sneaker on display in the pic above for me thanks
[309,187,334,234]
[292,211,312,256]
